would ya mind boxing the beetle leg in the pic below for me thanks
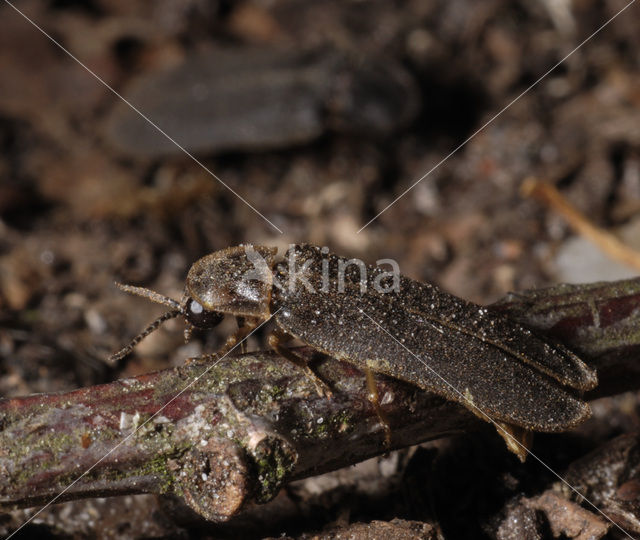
[268,329,334,399]
[236,316,248,354]
[183,322,194,343]
[494,421,532,463]
[217,317,259,357]
[365,367,392,448]
[461,394,532,462]
[460,388,533,461]
[187,318,259,365]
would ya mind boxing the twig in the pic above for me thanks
[0,350,473,521]
[521,178,640,272]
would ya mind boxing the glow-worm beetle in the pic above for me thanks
[111,244,597,459]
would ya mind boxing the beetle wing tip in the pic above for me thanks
[566,399,593,429]
[571,366,598,392]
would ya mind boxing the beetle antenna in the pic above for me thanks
[115,283,182,311]
[108,309,182,363]
[183,322,194,343]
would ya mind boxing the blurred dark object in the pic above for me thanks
[104,48,419,157]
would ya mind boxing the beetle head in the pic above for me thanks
[186,244,277,319]
[184,297,225,329]
[108,284,225,364]
[108,245,276,363]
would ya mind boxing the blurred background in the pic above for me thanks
[1,0,640,537]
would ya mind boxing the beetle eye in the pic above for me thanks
[185,298,224,328]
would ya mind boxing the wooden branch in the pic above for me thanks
[0,350,473,521]
[1,277,639,521]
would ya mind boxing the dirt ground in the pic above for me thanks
[1,0,640,538]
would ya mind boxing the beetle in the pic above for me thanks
[110,243,597,460]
